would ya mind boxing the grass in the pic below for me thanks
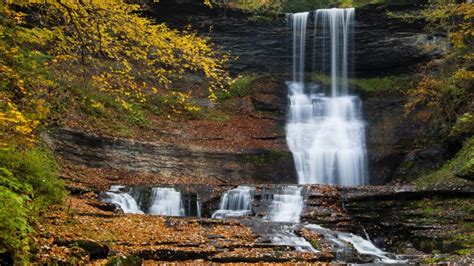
[244,150,285,166]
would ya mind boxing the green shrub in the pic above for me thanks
[0,167,33,264]
[217,74,257,100]
[0,148,65,212]
[0,148,65,263]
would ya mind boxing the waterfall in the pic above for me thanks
[212,186,254,218]
[266,186,304,223]
[286,8,368,186]
[103,185,144,214]
[292,12,309,84]
[306,224,405,263]
[148,187,185,217]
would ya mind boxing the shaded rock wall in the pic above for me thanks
[146,3,445,76]
[45,129,296,184]
[341,186,474,255]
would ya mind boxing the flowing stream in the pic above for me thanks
[98,10,399,262]
[212,186,254,218]
[148,187,185,216]
[306,224,404,263]
[103,186,185,216]
[286,8,368,186]
[265,186,304,223]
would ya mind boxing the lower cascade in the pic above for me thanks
[148,187,185,216]
[103,185,143,214]
[102,186,185,216]
[306,224,404,263]
[265,186,304,223]
[212,186,254,218]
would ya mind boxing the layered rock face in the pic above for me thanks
[147,2,445,76]
[46,129,296,184]
[47,4,446,185]
[142,2,446,185]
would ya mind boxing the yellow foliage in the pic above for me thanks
[1,0,230,145]
[404,2,473,132]
[7,1,230,104]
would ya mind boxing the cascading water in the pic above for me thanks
[286,8,368,186]
[306,224,404,263]
[148,187,185,216]
[103,185,144,214]
[212,186,254,218]
[266,186,304,223]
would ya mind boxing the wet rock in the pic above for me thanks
[363,94,433,184]
[89,201,124,213]
[393,145,450,182]
[252,94,282,113]
[207,234,225,239]
[65,185,92,195]
[0,252,13,266]
[341,187,474,256]
[54,239,109,260]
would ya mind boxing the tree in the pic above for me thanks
[1,0,231,145]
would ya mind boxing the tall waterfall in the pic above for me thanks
[148,187,185,216]
[266,186,304,223]
[286,8,368,186]
[212,186,254,218]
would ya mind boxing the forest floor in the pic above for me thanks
[34,193,331,265]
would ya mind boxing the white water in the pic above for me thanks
[266,186,304,223]
[271,224,318,253]
[212,186,254,218]
[286,8,368,186]
[104,185,144,214]
[148,187,185,217]
[306,224,404,263]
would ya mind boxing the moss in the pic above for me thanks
[414,137,474,189]
[311,72,414,94]
[310,239,320,250]
[244,151,285,166]
[420,256,447,264]
[190,108,230,123]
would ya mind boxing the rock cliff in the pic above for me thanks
[146,2,445,76]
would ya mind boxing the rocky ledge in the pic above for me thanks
[45,128,297,185]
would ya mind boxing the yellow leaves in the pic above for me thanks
[120,99,132,111]
[90,100,104,110]
[0,102,39,146]
[453,68,474,82]
[35,0,229,109]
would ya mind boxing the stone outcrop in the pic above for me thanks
[341,186,474,258]
[45,128,296,184]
